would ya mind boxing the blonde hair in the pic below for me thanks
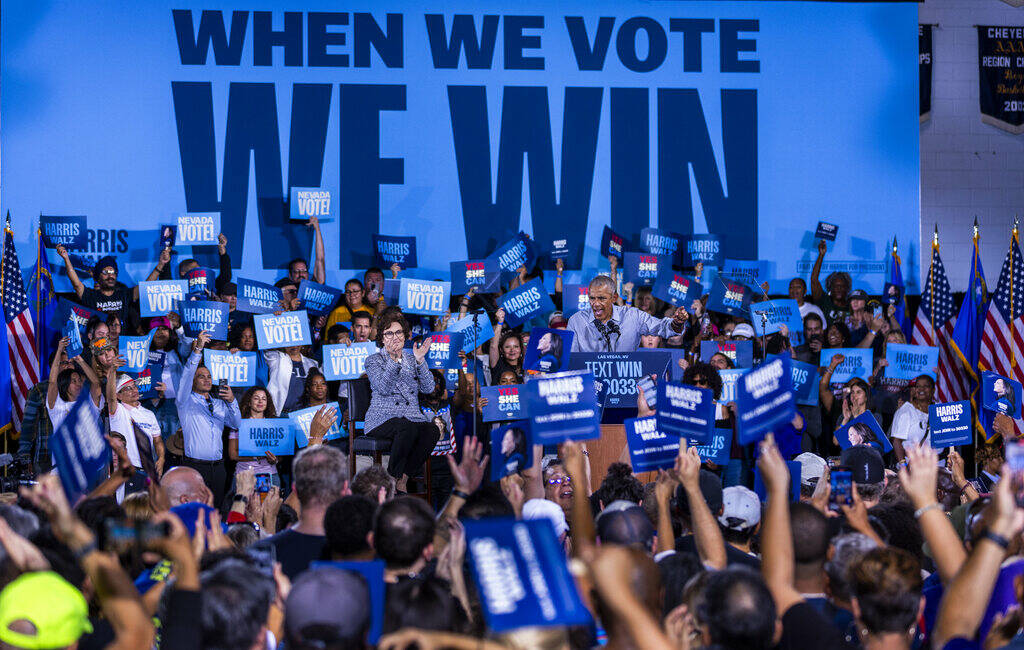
[496,626,570,650]
[122,492,152,522]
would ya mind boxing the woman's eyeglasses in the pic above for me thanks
[382,330,404,339]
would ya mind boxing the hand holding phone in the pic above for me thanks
[830,467,853,508]
[636,375,657,410]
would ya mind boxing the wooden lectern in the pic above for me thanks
[586,423,657,487]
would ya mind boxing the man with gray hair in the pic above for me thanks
[567,274,688,352]
[266,445,350,579]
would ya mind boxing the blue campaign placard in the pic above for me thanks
[929,401,972,448]
[133,362,160,399]
[447,313,495,353]
[297,280,343,316]
[736,356,796,445]
[499,278,556,328]
[63,319,83,358]
[465,518,592,631]
[882,282,904,305]
[398,278,451,316]
[425,331,463,370]
[982,371,1023,418]
[816,221,839,241]
[450,259,500,294]
[382,278,400,304]
[523,327,574,374]
[309,561,386,643]
[652,272,702,308]
[235,277,283,314]
[640,227,683,263]
[289,187,334,222]
[723,259,773,288]
[561,283,590,318]
[39,215,87,250]
[625,415,680,472]
[180,299,229,340]
[290,402,344,447]
[118,332,154,373]
[885,343,939,381]
[491,421,532,480]
[751,299,804,345]
[622,252,663,287]
[835,412,893,453]
[238,419,295,456]
[372,234,417,269]
[657,382,714,443]
[548,237,570,261]
[525,370,601,443]
[159,224,176,248]
[254,311,312,349]
[707,275,752,317]
[51,391,111,502]
[139,280,188,317]
[185,266,216,297]
[754,461,802,502]
[821,348,873,384]
[175,212,219,245]
[600,225,625,260]
[52,298,105,334]
[700,341,754,369]
[568,350,672,408]
[481,384,526,422]
[718,369,744,403]
[203,350,257,387]
[322,342,378,380]
[789,358,820,406]
[490,232,537,278]
[689,428,732,466]
[682,234,723,267]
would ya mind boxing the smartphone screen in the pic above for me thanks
[1006,442,1024,506]
[830,468,853,507]
[872,305,883,319]
[636,376,657,409]
[255,474,272,493]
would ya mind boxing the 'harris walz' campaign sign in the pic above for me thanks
[254,311,312,349]
[139,280,187,317]
[822,348,872,384]
[236,277,283,314]
[238,418,296,456]
[736,356,795,445]
[289,187,333,221]
[929,400,972,448]
[722,259,772,287]
[490,232,537,279]
[40,215,87,249]
[498,278,555,327]
[683,234,723,267]
[322,342,378,380]
[978,27,1024,134]
[175,212,219,245]
[450,259,500,294]
[373,234,417,269]
[51,391,110,501]
[920,24,933,122]
[653,272,702,307]
[789,357,819,406]
[525,370,600,443]
[815,221,838,241]
[203,350,257,386]
[623,252,663,287]
[884,343,938,381]
[568,350,672,408]
[398,278,450,315]
[297,280,343,315]
[640,227,683,264]
[180,300,229,340]
[657,382,714,443]
[700,340,754,368]
[625,415,680,472]
[481,384,525,422]
[690,428,732,466]
[751,298,803,345]
[118,333,155,373]
[447,313,495,353]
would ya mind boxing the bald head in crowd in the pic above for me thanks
[162,466,213,506]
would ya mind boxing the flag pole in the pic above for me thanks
[1013,217,1019,369]
[931,225,938,336]
[35,215,42,374]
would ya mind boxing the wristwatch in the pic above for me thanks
[233,494,249,505]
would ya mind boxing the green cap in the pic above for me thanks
[0,572,92,648]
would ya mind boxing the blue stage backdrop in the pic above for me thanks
[1,2,920,293]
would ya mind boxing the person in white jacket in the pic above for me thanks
[264,346,321,415]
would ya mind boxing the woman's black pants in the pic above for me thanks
[369,418,440,480]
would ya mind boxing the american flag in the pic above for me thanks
[1,219,39,431]
[912,241,969,403]
[980,227,1024,440]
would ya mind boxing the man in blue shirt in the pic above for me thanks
[567,275,688,352]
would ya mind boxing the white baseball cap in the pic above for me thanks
[795,452,828,487]
[731,323,756,339]
[522,498,569,538]
[718,486,761,530]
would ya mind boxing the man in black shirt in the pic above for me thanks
[56,246,167,324]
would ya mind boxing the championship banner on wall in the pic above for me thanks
[920,24,933,123]
[978,26,1024,134]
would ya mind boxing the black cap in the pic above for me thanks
[676,469,724,518]
[841,445,884,484]
[219,282,237,296]
[848,289,869,300]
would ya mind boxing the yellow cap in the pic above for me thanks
[0,572,92,649]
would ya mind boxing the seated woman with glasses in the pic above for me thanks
[363,308,439,492]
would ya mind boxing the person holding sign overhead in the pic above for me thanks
[364,309,439,492]
[177,330,242,504]
[567,275,689,352]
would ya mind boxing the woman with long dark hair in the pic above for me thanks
[227,387,281,485]
[530,331,563,373]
